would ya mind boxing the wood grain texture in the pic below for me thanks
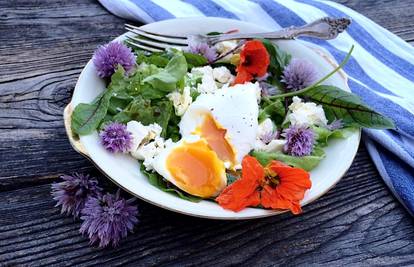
[0,0,413,266]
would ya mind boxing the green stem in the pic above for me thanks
[269,45,354,99]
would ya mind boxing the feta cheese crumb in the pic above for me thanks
[191,66,218,94]
[134,137,173,171]
[126,121,149,152]
[168,86,193,116]
[127,121,165,170]
[254,139,287,152]
[212,66,234,84]
[288,96,328,126]
[254,118,285,152]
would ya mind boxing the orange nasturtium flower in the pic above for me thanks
[233,40,270,85]
[216,156,311,214]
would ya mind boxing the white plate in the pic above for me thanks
[64,17,360,220]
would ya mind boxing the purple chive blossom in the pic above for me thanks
[327,119,344,131]
[80,190,139,248]
[281,58,318,91]
[187,36,217,63]
[260,130,279,144]
[93,42,136,78]
[283,125,315,156]
[260,82,279,97]
[51,173,102,218]
[100,122,132,153]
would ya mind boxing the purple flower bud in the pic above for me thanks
[187,36,217,63]
[281,58,317,91]
[93,42,136,78]
[100,122,133,153]
[80,190,139,248]
[51,173,103,218]
[260,82,279,97]
[283,125,315,156]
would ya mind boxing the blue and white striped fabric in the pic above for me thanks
[98,0,414,215]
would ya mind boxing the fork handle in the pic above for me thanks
[208,17,351,44]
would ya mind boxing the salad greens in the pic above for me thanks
[302,85,395,129]
[71,52,189,136]
[252,147,326,171]
[71,35,395,203]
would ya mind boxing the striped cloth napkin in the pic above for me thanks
[98,0,414,215]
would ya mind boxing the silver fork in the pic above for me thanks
[124,17,351,52]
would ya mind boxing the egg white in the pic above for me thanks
[179,83,259,166]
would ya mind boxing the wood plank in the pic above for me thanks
[1,146,413,266]
[0,0,413,265]
[337,0,414,43]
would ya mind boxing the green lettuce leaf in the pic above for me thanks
[136,51,170,67]
[112,97,173,137]
[312,126,356,147]
[251,147,326,171]
[302,85,395,129]
[143,53,187,93]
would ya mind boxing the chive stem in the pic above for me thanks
[268,45,354,99]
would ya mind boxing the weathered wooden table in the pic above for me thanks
[1,0,414,266]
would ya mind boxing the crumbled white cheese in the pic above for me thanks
[254,139,287,152]
[134,137,173,171]
[168,86,193,116]
[127,121,164,170]
[191,66,218,94]
[126,121,149,152]
[212,66,234,84]
[287,96,328,126]
[254,118,285,152]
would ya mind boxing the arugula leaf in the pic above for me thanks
[152,100,173,137]
[261,39,291,78]
[141,165,202,203]
[143,53,187,93]
[258,98,285,124]
[251,147,326,171]
[107,92,133,115]
[167,113,181,142]
[71,90,113,135]
[183,52,208,69]
[302,85,395,129]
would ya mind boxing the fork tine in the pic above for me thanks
[125,40,163,53]
[125,24,188,45]
[126,35,186,50]
[125,24,187,39]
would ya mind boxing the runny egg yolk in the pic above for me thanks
[166,140,226,198]
[195,114,237,168]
